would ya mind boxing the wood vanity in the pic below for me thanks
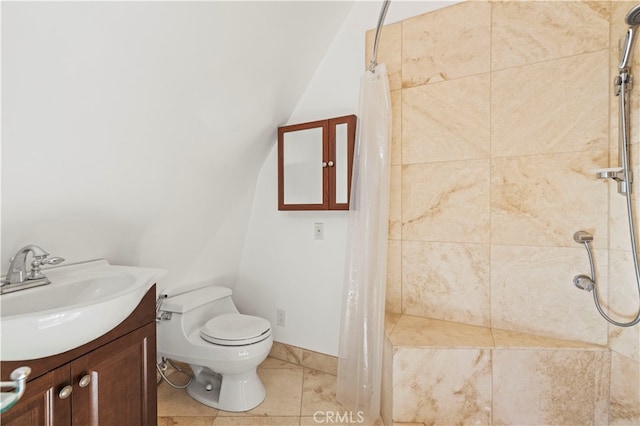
[0,286,157,425]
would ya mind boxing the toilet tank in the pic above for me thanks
[160,286,239,336]
[161,286,233,313]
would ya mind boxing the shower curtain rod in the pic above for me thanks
[369,0,391,72]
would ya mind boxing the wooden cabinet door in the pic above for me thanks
[70,323,156,426]
[1,365,72,426]
[278,114,356,211]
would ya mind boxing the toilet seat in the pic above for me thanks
[200,313,271,346]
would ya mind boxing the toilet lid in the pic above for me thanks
[200,313,271,346]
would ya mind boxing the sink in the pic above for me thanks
[0,259,166,361]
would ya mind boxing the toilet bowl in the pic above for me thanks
[156,286,273,412]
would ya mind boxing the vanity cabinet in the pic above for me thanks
[0,287,157,426]
[278,114,357,210]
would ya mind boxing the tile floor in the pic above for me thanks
[157,357,373,426]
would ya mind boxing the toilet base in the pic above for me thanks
[186,366,266,412]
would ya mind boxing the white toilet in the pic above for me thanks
[156,286,273,412]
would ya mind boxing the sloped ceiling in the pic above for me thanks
[1,1,354,287]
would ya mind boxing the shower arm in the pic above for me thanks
[369,0,391,73]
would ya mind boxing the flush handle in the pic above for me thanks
[78,375,91,388]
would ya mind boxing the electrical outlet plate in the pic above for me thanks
[276,309,286,327]
[314,223,324,240]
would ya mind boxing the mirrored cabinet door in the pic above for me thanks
[278,115,356,211]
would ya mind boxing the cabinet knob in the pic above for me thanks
[78,375,91,388]
[322,161,328,168]
[328,161,335,167]
[59,385,73,399]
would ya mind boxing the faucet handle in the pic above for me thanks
[44,257,65,266]
[27,255,64,280]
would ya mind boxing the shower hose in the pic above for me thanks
[578,68,640,327]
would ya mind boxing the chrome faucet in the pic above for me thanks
[1,245,65,294]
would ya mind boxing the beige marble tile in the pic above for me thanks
[258,357,303,370]
[392,348,491,424]
[269,341,303,365]
[217,368,303,417]
[386,239,402,314]
[388,166,401,240]
[402,74,490,164]
[300,368,345,416]
[381,337,394,426]
[594,350,613,426]
[492,327,606,350]
[301,349,338,376]
[402,1,490,87]
[491,1,609,70]
[300,415,380,426]
[610,351,640,425]
[608,249,640,361]
[490,150,609,247]
[157,373,220,417]
[492,51,609,158]
[159,418,214,426]
[365,22,402,90]
[402,240,490,327]
[492,349,610,426]
[212,417,298,425]
[402,159,490,243]
[390,90,401,166]
[491,244,609,345]
[384,311,401,337]
[389,314,493,349]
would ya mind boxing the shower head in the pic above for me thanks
[627,4,640,26]
[620,5,640,70]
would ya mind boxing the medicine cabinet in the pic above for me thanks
[278,114,357,211]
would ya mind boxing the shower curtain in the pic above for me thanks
[336,63,391,423]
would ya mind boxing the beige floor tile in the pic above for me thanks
[300,414,384,425]
[158,417,214,426]
[259,357,303,370]
[212,416,299,425]
[301,350,338,375]
[300,368,345,416]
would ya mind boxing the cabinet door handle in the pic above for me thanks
[59,385,73,399]
[328,161,335,167]
[322,161,328,168]
[78,375,91,388]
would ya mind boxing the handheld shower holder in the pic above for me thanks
[594,167,632,195]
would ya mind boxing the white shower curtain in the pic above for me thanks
[336,63,391,423]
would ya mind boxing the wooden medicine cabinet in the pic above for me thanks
[278,114,357,211]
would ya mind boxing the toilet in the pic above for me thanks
[156,286,273,412]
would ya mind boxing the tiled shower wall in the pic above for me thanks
[367,1,639,423]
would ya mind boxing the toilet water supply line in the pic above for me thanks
[156,358,192,389]
[155,294,194,388]
[574,7,640,327]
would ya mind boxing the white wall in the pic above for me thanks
[236,1,456,356]
[1,1,352,294]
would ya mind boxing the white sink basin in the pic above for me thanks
[0,259,166,361]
